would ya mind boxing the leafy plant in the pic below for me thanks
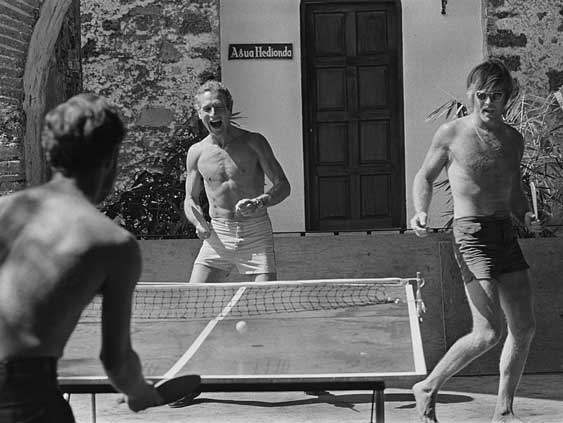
[426,86,563,237]
[102,121,207,238]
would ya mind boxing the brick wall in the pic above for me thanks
[0,0,40,195]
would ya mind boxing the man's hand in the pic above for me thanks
[119,382,164,412]
[189,205,211,239]
[196,223,211,240]
[235,198,263,217]
[524,211,542,236]
[411,212,429,238]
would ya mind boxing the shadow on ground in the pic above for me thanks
[178,391,473,411]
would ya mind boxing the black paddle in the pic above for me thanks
[154,374,201,405]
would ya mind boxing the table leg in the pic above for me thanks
[91,393,97,423]
[375,388,385,423]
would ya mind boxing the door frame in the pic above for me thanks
[300,0,405,232]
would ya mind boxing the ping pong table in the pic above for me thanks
[59,275,427,423]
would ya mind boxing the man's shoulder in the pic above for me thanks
[40,191,136,249]
[432,117,466,147]
[237,129,268,150]
[189,138,208,152]
[503,123,524,140]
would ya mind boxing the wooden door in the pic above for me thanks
[302,0,405,231]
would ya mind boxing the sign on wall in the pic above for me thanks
[228,43,293,60]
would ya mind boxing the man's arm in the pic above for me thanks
[99,235,161,411]
[411,124,452,234]
[249,133,291,208]
[183,144,210,238]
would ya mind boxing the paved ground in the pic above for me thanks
[68,373,562,423]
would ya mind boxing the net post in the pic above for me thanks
[413,272,426,322]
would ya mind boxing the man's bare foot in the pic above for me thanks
[412,381,438,422]
[492,411,524,423]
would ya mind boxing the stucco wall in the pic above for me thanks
[220,0,304,232]
[2,1,562,234]
[80,0,220,194]
[221,0,484,232]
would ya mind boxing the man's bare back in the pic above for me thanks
[0,180,137,360]
[0,94,161,419]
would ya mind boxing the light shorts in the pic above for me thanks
[452,214,529,283]
[194,214,276,275]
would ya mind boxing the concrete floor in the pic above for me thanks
[68,373,563,423]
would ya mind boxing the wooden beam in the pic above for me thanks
[22,0,73,186]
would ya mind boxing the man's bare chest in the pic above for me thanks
[451,134,519,176]
[198,147,259,182]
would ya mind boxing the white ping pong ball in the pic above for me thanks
[235,321,248,334]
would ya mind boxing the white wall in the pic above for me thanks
[402,0,484,227]
[220,1,304,232]
[221,0,484,232]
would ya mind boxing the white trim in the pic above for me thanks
[137,277,411,288]
[159,286,247,381]
[59,370,424,384]
[406,284,427,375]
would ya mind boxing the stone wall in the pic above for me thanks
[80,0,220,194]
[485,0,563,95]
[485,0,563,224]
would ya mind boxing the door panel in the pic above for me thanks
[359,120,389,162]
[317,68,347,110]
[302,0,404,231]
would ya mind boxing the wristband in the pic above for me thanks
[254,197,266,209]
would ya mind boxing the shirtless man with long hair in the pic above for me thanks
[411,60,539,423]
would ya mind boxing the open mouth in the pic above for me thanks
[209,120,222,129]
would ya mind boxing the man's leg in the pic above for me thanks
[189,264,230,283]
[493,270,535,423]
[413,279,505,422]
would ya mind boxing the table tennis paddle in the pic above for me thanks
[154,374,201,405]
[530,181,539,221]
[191,206,210,231]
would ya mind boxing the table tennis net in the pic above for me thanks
[79,279,411,322]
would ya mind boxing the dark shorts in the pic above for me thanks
[452,214,529,283]
[0,358,75,423]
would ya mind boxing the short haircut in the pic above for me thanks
[466,59,517,99]
[194,80,234,111]
[42,94,125,173]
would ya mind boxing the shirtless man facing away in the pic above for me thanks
[0,94,162,422]
[184,80,290,283]
[410,60,539,422]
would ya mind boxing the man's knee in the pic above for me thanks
[513,319,536,344]
[472,325,504,350]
